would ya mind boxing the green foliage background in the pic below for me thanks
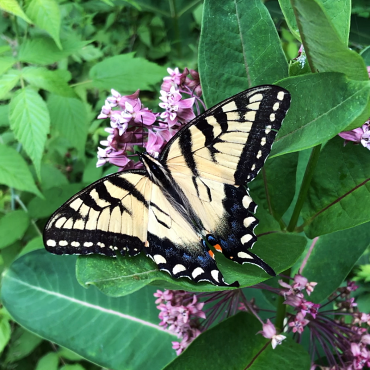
[0,0,369,369]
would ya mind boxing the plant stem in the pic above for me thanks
[287,144,321,232]
[275,267,291,331]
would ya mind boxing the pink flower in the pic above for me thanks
[288,312,309,334]
[339,122,370,150]
[293,274,317,296]
[284,295,304,308]
[257,319,286,349]
[97,100,112,119]
[300,301,320,319]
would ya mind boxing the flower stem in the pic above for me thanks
[275,267,291,331]
[287,145,321,232]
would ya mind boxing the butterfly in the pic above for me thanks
[43,85,291,287]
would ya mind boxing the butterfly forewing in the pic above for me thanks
[161,86,290,273]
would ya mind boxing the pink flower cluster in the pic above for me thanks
[96,67,204,170]
[154,289,206,355]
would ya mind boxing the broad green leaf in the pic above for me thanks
[271,73,370,157]
[76,233,306,297]
[279,0,351,44]
[0,316,11,353]
[1,250,177,370]
[47,94,87,154]
[302,136,370,237]
[292,0,368,81]
[0,210,29,250]
[57,347,83,361]
[28,184,83,219]
[165,312,310,370]
[25,0,61,49]
[35,352,59,370]
[301,222,370,303]
[0,0,32,23]
[4,327,43,364]
[249,152,298,221]
[0,69,19,99]
[89,53,166,92]
[60,365,85,370]
[9,87,50,178]
[18,37,89,65]
[199,0,288,107]
[0,105,9,127]
[22,67,76,97]
[0,144,42,197]
[0,56,15,75]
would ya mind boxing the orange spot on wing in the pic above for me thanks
[214,244,222,252]
[208,250,215,259]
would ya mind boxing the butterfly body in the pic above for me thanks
[44,85,291,287]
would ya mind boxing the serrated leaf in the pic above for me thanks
[25,0,61,49]
[164,312,310,370]
[0,70,19,99]
[0,210,29,250]
[89,53,166,92]
[76,233,306,296]
[302,136,370,237]
[47,94,87,154]
[0,56,15,76]
[0,0,32,23]
[271,73,370,157]
[1,250,177,370]
[302,223,370,303]
[292,0,368,81]
[21,67,76,97]
[0,144,42,197]
[9,87,50,178]
[19,37,89,65]
[199,0,288,107]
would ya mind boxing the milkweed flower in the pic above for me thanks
[338,122,370,150]
[258,319,286,349]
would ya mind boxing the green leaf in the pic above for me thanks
[292,0,368,81]
[57,347,83,361]
[35,352,59,370]
[0,56,15,76]
[1,250,177,370]
[18,37,89,65]
[199,0,288,107]
[25,0,62,49]
[0,316,11,354]
[0,0,32,23]
[18,236,43,258]
[249,152,298,221]
[9,87,50,179]
[0,69,19,100]
[271,73,370,157]
[302,136,370,237]
[40,163,68,191]
[302,222,370,303]
[59,365,85,370]
[0,105,9,127]
[4,327,43,364]
[0,210,29,250]
[89,53,166,92]
[279,0,351,44]
[76,233,306,296]
[360,45,370,66]
[82,158,102,184]
[47,94,87,154]
[22,67,76,97]
[164,312,310,370]
[0,144,42,197]
[28,184,83,219]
